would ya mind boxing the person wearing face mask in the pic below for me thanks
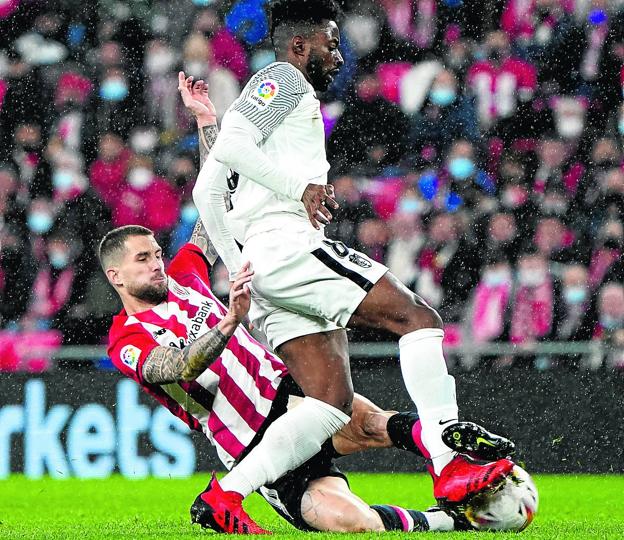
[21,233,76,331]
[594,283,624,368]
[510,250,557,347]
[11,122,53,198]
[443,139,495,210]
[91,66,138,139]
[552,265,596,367]
[409,68,479,152]
[89,133,132,206]
[112,155,180,242]
[467,252,513,345]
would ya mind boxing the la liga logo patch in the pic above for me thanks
[247,79,279,110]
[120,345,142,370]
[257,81,277,99]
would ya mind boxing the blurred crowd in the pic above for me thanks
[1,0,624,369]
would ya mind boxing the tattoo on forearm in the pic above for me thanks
[198,124,218,168]
[142,347,186,384]
[142,327,229,384]
[192,123,220,263]
[190,218,219,265]
[181,326,228,380]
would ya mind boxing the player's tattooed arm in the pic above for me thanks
[141,263,253,384]
[142,326,229,384]
[198,124,218,167]
[189,217,219,266]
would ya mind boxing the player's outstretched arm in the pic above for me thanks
[179,71,243,277]
[142,263,253,384]
[177,71,223,266]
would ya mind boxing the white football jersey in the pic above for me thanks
[221,62,329,242]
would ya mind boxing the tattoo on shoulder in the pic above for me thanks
[142,346,185,384]
[190,218,219,265]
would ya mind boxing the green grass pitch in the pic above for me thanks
[2,473,623,539]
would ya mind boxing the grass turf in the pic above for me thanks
[1,474,623,539]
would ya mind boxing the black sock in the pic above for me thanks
[386,412,423,456]
[371,504,429,532]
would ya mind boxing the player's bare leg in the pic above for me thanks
[349,272,514,502]
[300,476,454,533]
[277,329,353,413]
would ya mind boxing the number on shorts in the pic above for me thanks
[322,239,349,258]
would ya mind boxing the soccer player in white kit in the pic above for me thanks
[193,0,514,512]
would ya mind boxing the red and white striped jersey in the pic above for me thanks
[107,243,288,469]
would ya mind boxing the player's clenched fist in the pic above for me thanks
[301,183,339,230]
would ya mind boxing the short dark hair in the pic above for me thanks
[269,0,342,44]
[98,225,153,270]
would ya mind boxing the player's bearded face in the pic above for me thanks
[126,278,168,305]
[306,24,342,92]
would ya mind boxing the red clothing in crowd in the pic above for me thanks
[89,148,132,207]
[211,28,249,83]
[112,175,180,233]
[468,57,537,123]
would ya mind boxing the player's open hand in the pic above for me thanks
[227,262,254,324]
[178,71,217,127]
[301,183,339,230]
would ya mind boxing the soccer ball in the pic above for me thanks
[463,465,538,531]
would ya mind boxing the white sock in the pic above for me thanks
[424,510,455,531]
[219,396,350,496]
[399,328,458,474]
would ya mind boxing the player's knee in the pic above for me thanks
[403,300,443,332]
[332,388,353,416]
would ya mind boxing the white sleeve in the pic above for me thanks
[212,110,309,202]
[193,154,243,279]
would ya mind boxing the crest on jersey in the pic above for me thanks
[120,345,142,370]
[349,253,372,268]
[247,79,279,110]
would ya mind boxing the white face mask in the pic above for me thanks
[518,268,547,287]
[145,49,176,75]
[184,60,207,78]
[128,167,153,189]
[556,117,584,139]
[130,130,158,154]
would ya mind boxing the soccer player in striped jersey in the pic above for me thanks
[193,0,514,512]
[101,74,513,535]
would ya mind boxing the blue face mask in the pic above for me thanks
[618,119,624,136]
[53,170,74,191]
[430,87,457,107]
[449,157,475,180]
[399,198,423,215]
[600,315,623,330]
[100,79,129,102]
[564,287,587,305]
[49,251,69,269]
[181,203,199,224]
[251,50,276,73]
[27,212,54,234]
[483,269,510,287]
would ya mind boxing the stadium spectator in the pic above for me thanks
[594,282,624,368]
[327,72,409,175]
[111,154,180,243]
[466,251,513,344]
[89,132,132,206]
[510,249,557,346]
[408,67,480,153]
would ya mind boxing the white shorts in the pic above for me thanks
[243,225,388,350]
